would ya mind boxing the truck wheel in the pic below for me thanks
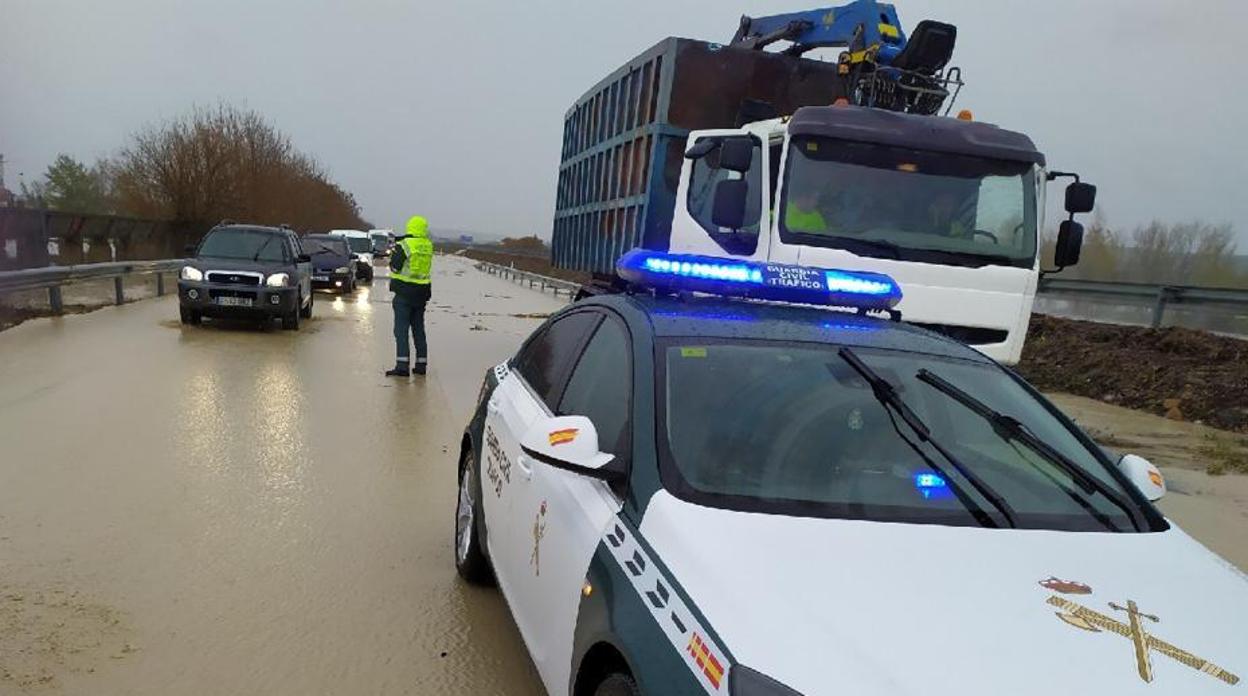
[179,306,201,325]
[594,674,639,696]
[455,446,493,585]
[300,290,313,318]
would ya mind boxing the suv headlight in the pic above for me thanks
[265,272,290,287]
[334,266,350,274]
[180,266,203,281]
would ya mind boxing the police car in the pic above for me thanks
[454,250,1247,696]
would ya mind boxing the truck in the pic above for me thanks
[549,0,1095,364]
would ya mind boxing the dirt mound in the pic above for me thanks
[1018,315,1248,433]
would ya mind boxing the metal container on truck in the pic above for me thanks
[551,37,846,274]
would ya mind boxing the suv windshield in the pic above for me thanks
[658,339,1154,531]
[780,136,1037,268]
[197,228,288,262]
[301,236,348,256]
[345,236,372,253]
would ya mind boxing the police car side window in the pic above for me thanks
[512,312,601,410]
[557,316,631,459]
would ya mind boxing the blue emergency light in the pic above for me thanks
[615,249,902,312]
[913,471,953,500]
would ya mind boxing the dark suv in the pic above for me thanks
[178,223,313,329]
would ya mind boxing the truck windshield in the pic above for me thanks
[197,229,288,262]
[779,136,1037,268]
[657,338,1155,532]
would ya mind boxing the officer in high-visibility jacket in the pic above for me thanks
[386,215,434,376]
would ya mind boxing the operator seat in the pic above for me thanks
[889,20,957,75]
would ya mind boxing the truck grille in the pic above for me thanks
[207,271,262,286]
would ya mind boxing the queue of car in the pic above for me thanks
[453,249,1248,696]
[177,221,377,329]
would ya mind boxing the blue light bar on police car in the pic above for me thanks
[615,249,902,311]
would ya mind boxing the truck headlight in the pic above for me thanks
[334,266,350,274]
[265,272,290,287]
[731,665,803,696]
[180,266,203,281]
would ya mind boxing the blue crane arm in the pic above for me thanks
[729,0,907,63]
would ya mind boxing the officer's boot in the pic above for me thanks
[385,358,410,377]
[412,358,428,376]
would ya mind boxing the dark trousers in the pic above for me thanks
[393,293,429,363]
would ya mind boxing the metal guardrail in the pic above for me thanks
[1037,277,1248,328]
[0,259,186,313]
[474,261,581,298]
[473,256,1247,331]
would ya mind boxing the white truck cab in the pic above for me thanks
[668,104,1094,364]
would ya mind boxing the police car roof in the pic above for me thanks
[590,293,992,363]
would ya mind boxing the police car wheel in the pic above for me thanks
[454,447,492,584]
[593,673,639,696]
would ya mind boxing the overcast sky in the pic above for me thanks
[3,0,1245,244]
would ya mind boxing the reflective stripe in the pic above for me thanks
[602,518,731,694]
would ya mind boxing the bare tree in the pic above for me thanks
[111,103,366,230]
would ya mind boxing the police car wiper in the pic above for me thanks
[837,348,1018,529]
[916,369,1144,533]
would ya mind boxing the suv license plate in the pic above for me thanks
[215,296,253,307]
[313,275,328,281]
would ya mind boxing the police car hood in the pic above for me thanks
[639,492,1248,695]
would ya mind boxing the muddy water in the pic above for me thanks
[0,256,559,695]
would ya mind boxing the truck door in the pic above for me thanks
[511,311,629,694]
[487,312,601,657]
[670,131,769,261]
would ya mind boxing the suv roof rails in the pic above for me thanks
[217,218,237,227]
[278,223,293,230]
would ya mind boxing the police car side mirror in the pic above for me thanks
[1117,454,1166,502]
[519,415,625,483]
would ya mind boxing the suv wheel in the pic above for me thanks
[300,289,313,318]
[455,446,493,585]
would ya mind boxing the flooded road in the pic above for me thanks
[3,257,1247,695]
[0,256,557,695]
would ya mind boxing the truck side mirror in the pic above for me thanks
[1117,454,1166,502]
[1065,182,1096,214]
[718,138,754,172]
[712,179,748,230]
[1054,220,1083,268]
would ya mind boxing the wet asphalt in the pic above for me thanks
[0,256,559,695]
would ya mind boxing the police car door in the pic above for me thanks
[513,311,629,694]
[487,312,601,655]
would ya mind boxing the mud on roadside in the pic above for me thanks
[1019,314,1248,434]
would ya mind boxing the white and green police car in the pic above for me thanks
[453,250,1247,695]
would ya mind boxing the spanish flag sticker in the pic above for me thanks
[548,428,579,446]
[686,632,724,689]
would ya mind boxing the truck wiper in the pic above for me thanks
[828,236,903,259]
[837,348,1018,528]
[915,369,1144,532]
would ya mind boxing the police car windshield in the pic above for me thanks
[658,339,1151,531]
[780,136,1037,268]
[197,229,287,262]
